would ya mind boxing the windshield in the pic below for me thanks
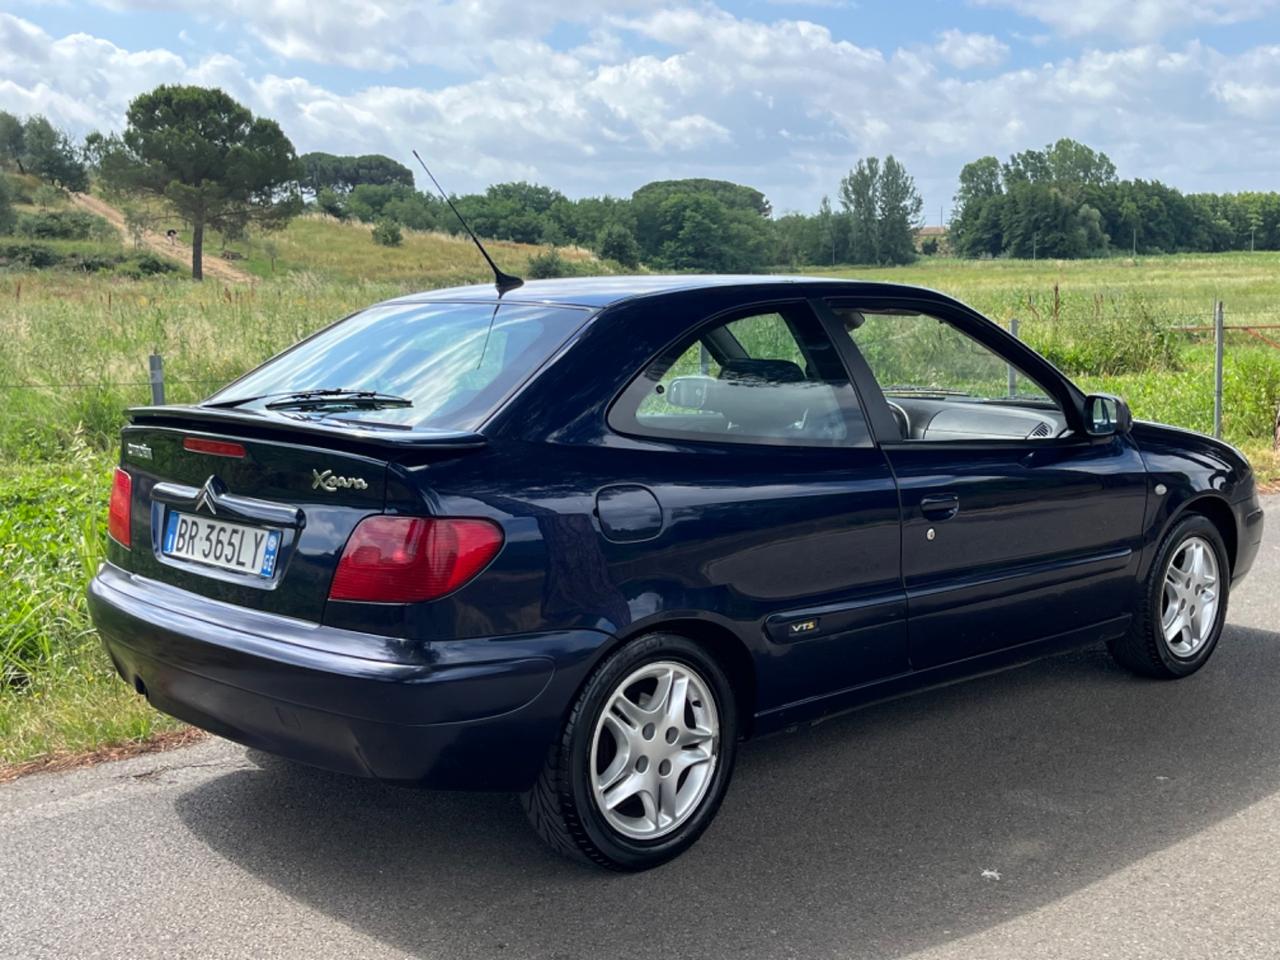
[206,300,591,431]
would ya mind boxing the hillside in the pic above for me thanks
[175,211,605,286]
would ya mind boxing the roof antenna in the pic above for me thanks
[412,150,524,296]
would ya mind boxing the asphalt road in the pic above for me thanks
[4,497,1277,960]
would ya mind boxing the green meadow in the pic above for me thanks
[1,217,1278,769]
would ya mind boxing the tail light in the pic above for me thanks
[329,516,504,603]
[108,467,132,548]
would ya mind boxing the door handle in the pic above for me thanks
[920,494,960,521]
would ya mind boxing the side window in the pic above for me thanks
[827,303,1065,442]
[611,304,869,447]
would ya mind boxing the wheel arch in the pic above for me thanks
[1177,494,1239,575]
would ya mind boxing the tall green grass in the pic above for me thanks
[0,433,188,765]
[1,243,1278,768]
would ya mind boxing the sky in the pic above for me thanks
[2,0,1279,222]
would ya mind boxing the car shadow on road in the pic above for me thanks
[176,626,1280,959]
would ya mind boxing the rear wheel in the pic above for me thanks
[522,633,738,870]
[1110,514,1230,678]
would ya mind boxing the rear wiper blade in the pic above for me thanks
[264,390,412,412]
[204,388,411,411]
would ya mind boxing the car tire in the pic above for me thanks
[1109,513,1230,679]
[521,633,738,871]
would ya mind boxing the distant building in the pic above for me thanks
[914,225,949,255]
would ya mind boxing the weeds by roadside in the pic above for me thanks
[1,247,1278,775]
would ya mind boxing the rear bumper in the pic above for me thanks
[88,563,611,789]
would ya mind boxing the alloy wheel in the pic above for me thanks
[589,660,720,841]
[1161,534,1220,659]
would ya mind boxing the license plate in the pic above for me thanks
[162,511,281,578]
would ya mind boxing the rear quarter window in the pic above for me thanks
[609,304,869,448]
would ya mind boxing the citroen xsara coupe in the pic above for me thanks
[89,275,1264,870]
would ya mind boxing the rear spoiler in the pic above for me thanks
[127,404,487,454]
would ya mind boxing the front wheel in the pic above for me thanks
[522,633,738,870]
[1110,513,1230,679]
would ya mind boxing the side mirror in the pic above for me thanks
[665,375,716,410]
[1084,394,1133,437]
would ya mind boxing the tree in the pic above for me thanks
[348,154,414,190]
[632,178,771,264]
[0,112,24,172]
[816,196,838,264]
[101,85,302,279]
[1043,138,1116,193]
[840,158,880,263]
[951,156,1004,257]
[0,175,15,234]
[20,116,88,191]
[81,131,109,172]
[877,156,923,265]
[596,222,640,268]
[300,152,414,195]
[316,187,347,220]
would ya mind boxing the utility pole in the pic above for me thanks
[1132,225,1136,257]
[1032,232,1038,261]
[1251,226,1256,252]
[1213,300,1224,439]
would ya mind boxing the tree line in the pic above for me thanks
[3,85,1280,282]
[949,139,1280,258]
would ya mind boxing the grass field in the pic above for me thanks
[1,216,1278,769]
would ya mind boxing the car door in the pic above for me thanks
[816,295,1149,670]
[604,299,909,713]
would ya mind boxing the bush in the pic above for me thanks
[1025,298,1179,377]
[316,187,347,220]
[15,210,107,241]
[0,241,61,269]
[526,246,568,279]
[0,175,14,235]
[371,218,402,247]
[32,184,64,210]
[64,252,118,273]
[596,222,640,268]
[119,253,178,278]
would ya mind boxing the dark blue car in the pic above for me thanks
[89,276,1264,870]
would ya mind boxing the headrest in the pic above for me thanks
[702,358,821,434]
[718,358,807,385]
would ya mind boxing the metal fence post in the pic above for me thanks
[149,353,165,406]
[1007,317,1019,397]
[1213,301,1224,439]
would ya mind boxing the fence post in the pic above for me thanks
[1213,301,1224,439]
[148,353,165,406]
[1007,317,1019,397]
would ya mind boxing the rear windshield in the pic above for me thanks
[206,300,590,431]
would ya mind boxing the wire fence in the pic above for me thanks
[1,302,1278,447]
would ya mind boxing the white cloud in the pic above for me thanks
[935,29,1009,69]
[90,0,658,72]
[977,0,1280,41]
[1,8,1279,213]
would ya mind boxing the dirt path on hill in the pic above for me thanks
[70,192,254,283]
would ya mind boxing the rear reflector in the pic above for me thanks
[108,467,132,548]
[183,437,247,458]
[329,516,504,603]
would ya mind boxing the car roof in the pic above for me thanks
[381,274,944,310]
